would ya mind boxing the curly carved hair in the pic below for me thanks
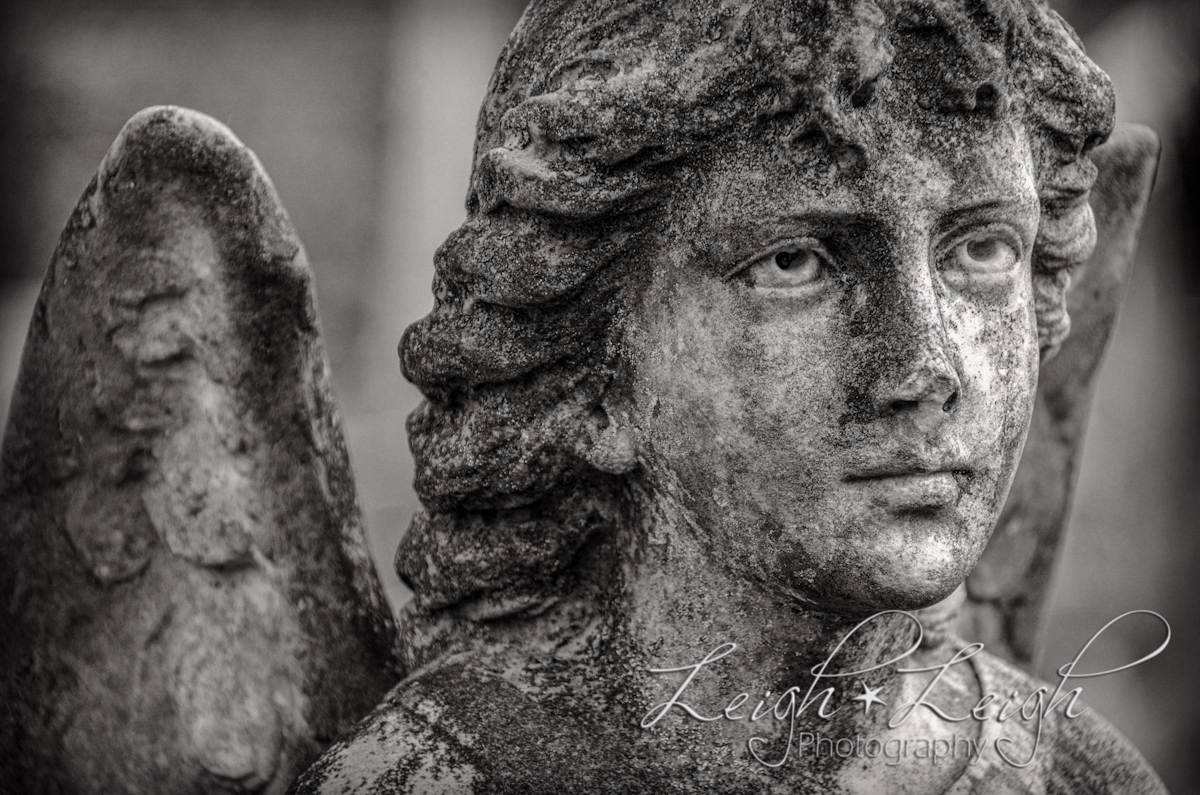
[395,0,1114,651]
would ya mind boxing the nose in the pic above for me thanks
[860,250,962,427]
[874,346,961,420]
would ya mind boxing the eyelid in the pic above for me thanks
[722,236,831,280]
[936,223,1024,262]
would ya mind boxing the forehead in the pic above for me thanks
[673,113,1038,247]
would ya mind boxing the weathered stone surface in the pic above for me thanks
[295,1,1167,792]
[954,124,1162,669]
[0,106,400,793]
[0,1,1171,793]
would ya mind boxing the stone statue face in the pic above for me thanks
[394,0,1118,637]
[626,106,1042,613]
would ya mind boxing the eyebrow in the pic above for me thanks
[944,193,1038,215]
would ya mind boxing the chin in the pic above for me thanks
[775,526,984,616]
[861,569,967,612]
[797,574,966,616]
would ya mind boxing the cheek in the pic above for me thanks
[629,278,842,519]
[942,271,1040,481]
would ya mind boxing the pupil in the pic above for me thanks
[966,239,998,259]
[775,251,793,270]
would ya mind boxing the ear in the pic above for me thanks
[580,398,638,475]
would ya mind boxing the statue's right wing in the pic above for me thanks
[0,107,400,794]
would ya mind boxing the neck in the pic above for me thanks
[610,481,922,742]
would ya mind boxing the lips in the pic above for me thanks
[843,456,973,511]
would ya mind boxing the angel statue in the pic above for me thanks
[0,0,1165,793]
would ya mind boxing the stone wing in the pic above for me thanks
[0,107,399,793]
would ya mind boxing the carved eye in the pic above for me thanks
[948,233,1018,276]
[738,240,830,291]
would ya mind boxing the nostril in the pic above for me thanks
[885,390,959,417]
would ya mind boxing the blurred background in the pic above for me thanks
[0,0,1195,789]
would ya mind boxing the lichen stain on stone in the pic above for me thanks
[143,416,259,569]
[62,478,155,585]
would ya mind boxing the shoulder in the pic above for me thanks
[286,662,482,795]
[965,648,1167,795]
[288,654,661,795]
[1042,700,1168,795]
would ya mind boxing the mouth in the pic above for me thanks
[843,464,972,511]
